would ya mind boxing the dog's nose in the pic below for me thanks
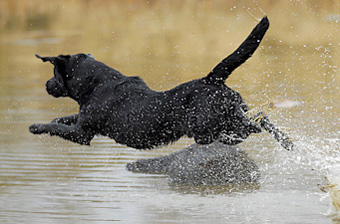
[46,80,54,94]
[46,79,52,88]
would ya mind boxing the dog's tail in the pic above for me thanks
[206,16,269,83]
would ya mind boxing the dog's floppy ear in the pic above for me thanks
[36,54,71,82]
[35,54,70,65]
[35,54,58,64]
[36,54,70,73]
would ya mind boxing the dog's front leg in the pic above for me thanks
[235,106,262,134]
[51,114,79,125]
[29,123,94,145]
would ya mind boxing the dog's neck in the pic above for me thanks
[71,69,125,105]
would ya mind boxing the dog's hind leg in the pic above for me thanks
[253,112,294,151]
[218,108,262,145]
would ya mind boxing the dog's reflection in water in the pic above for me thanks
[127,142,260,186]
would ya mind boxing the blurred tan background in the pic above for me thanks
[0,0,339,87]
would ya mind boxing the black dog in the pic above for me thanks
[30,17,269,149]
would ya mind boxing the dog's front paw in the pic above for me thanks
[29,124,46,134]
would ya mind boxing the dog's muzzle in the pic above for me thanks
[46,79,68,97]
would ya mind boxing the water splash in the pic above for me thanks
[322,165,340,220]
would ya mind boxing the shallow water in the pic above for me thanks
[0,1,339,223]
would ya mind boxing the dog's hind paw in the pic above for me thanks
[255,113,295,151]
[278,135,295,151]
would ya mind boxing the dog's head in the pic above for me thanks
[36,53,95,101]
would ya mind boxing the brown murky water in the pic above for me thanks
[0,1,339,223]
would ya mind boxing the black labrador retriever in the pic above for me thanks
[30,17,271,149]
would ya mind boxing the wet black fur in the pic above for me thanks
[29,17,269,149]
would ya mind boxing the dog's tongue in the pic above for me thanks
[253,112,294,151]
